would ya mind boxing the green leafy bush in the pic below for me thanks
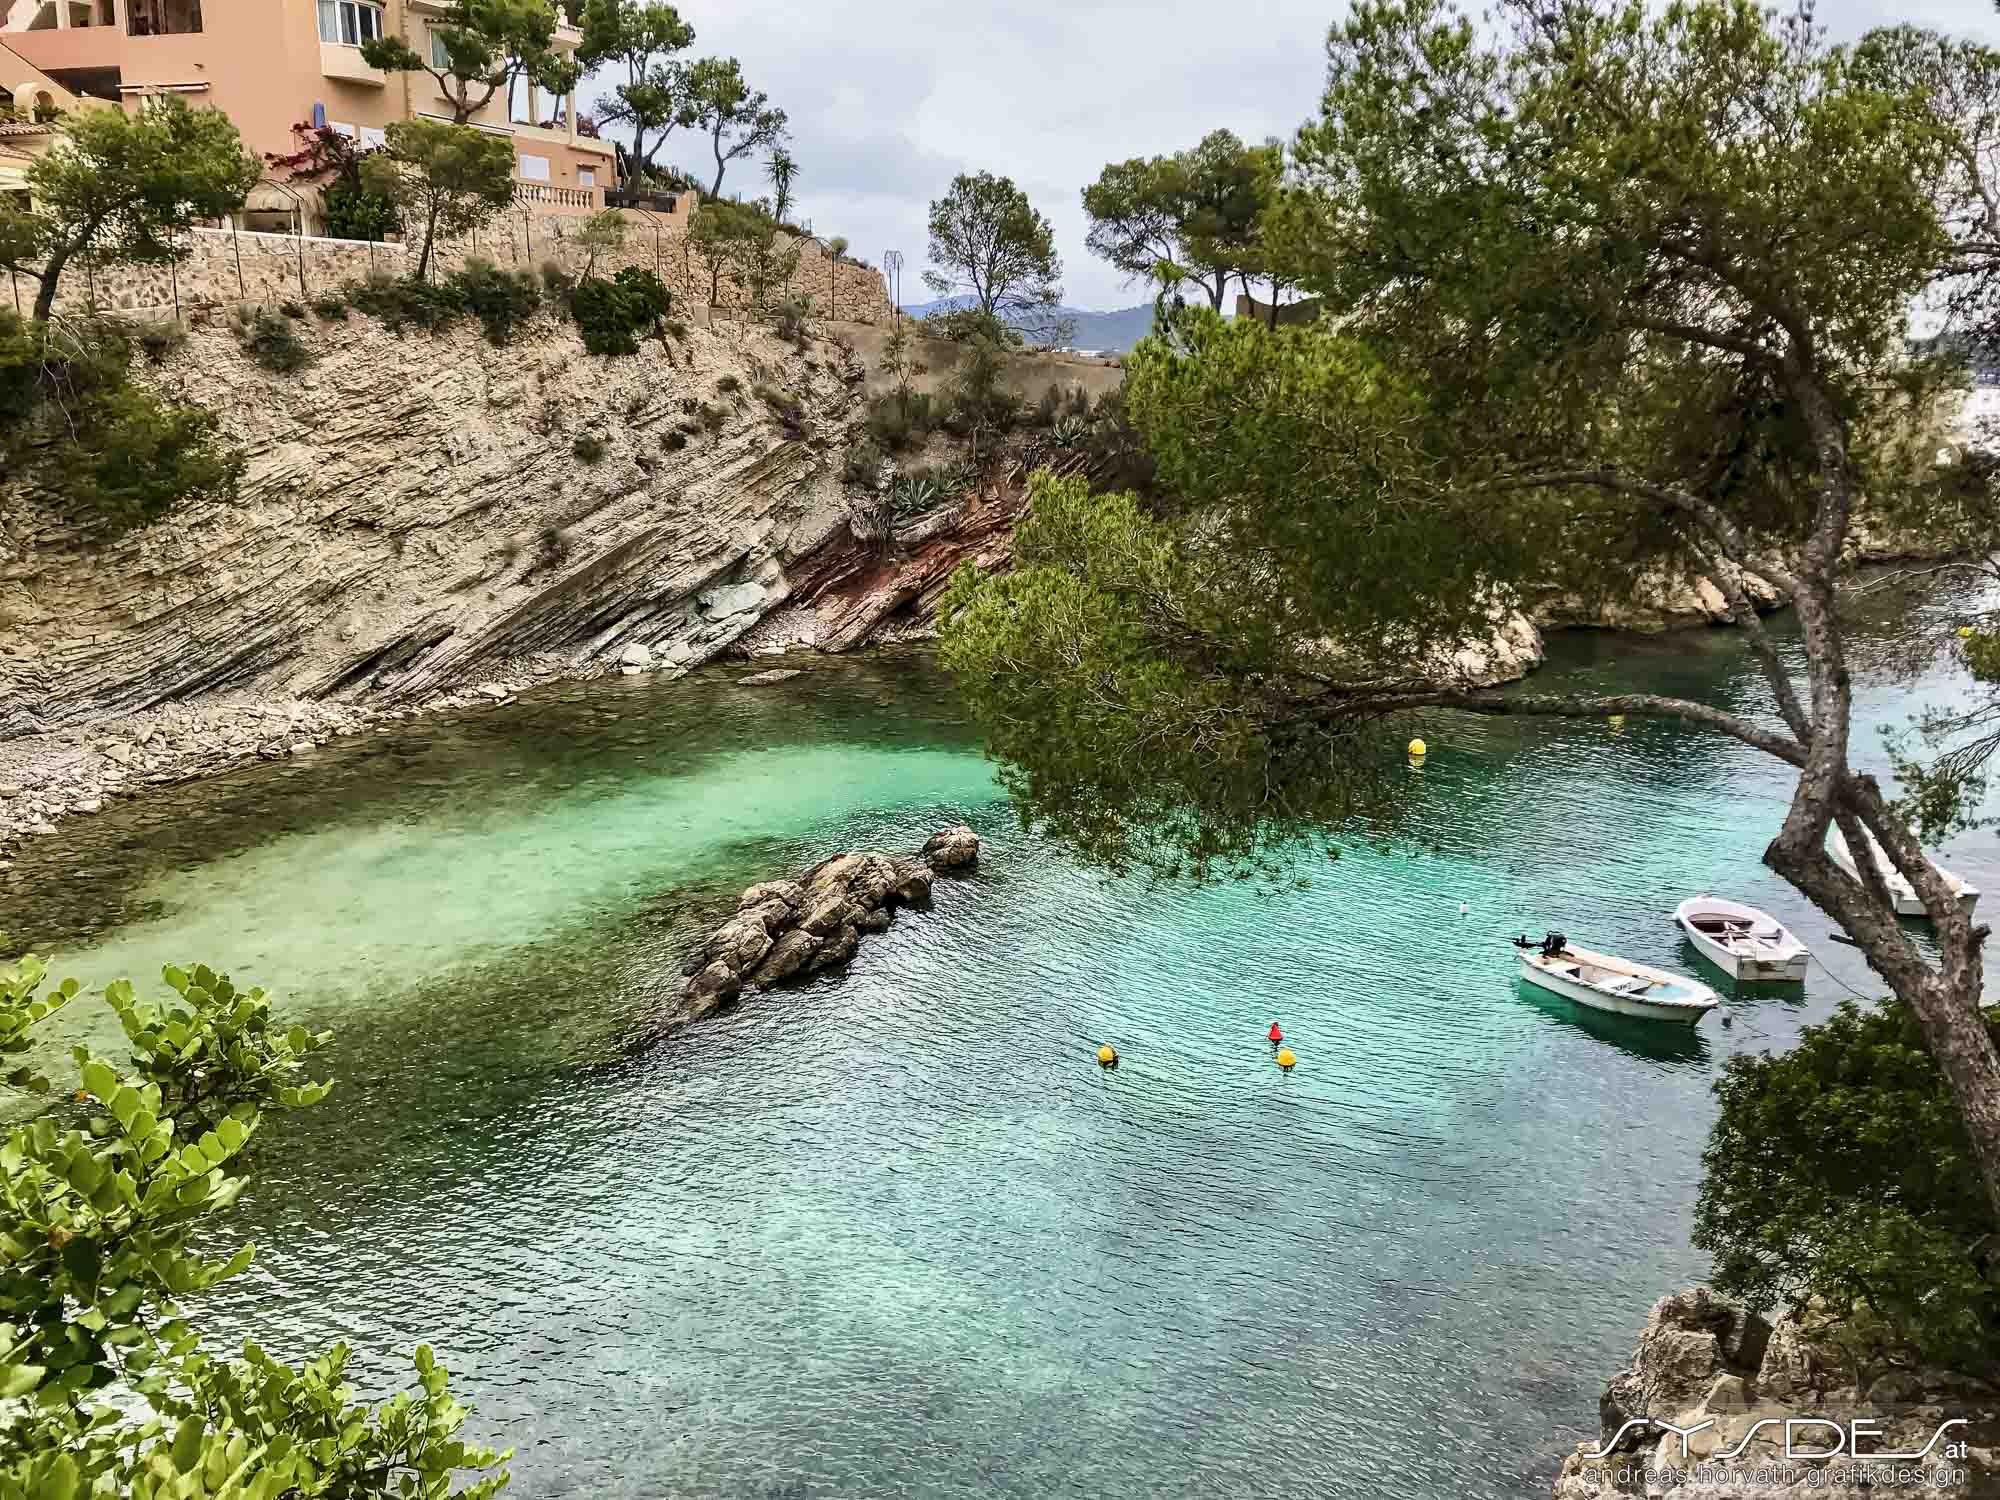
[322,167,398,243]
[447,259,542,346]
[566,266,672,356]
[716,373,742,394]
[0,314,242,537]
[664,430,689,452]
[233,307,314,372]
[539,259,571,296]
[56,384,246,536]
[1694,999,2000,1376]
[698,402,726,431]
[345,273,465,334]
[0,953,511,1497]
[310,292,350,321]
[572,431,607,464]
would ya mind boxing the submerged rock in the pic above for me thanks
[679,825,979,1016]
[739,668,804,685]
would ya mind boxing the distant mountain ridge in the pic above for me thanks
[898,297,1155,353]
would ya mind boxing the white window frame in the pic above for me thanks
[430,29,451,70]
[577,168,593,188]
[317,0,382,46]
[517,153,550,183]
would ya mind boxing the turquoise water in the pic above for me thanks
[1,591,1990,1499]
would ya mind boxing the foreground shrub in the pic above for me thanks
[572,431,606,464]
[1694,999,2000,1377]
[566,266,672,356]
[0,314,243,537]
[0,953,511,1496]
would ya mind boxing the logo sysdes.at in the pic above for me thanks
[1585,1416,1970,1464]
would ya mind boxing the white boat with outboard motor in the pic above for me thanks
[1826,825,1979,918]
[1512,931,1719,1024]
[1673,895,1809,982]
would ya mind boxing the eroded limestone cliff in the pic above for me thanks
[0,314,878,736]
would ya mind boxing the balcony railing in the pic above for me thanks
[513,179,599,212]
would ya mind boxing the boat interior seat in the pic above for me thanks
[1600,975,1651,995]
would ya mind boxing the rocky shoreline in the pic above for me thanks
[1551,1288,1998,1497]
[679,826,981,1018]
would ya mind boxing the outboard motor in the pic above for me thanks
[1513,931,1569,958]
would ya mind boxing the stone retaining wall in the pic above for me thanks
[8,219,893,324]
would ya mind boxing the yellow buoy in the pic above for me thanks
[1407,738,1427,758]
[1097,1044,1118,1068]
[1962,626,1977,638]
[1276,1047,1296,1070]
[1608,714,1625,734]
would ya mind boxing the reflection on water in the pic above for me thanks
[0,589,1991,1500]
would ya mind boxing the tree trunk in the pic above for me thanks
[30,235,78,321]
[1208,268,1226,311]
[710,128,726,199]
[416,202,440,282]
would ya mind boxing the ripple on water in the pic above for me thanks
[2,594,1994,1499]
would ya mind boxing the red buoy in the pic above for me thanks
[1267,1021,1283,1043]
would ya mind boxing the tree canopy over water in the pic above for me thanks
[942,0,2000,1233]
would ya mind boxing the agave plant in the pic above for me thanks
[1051,414,1090,448]
[887,475,942,517]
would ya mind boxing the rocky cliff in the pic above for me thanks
[0,313,880,737]
[1550,1288,1998,1498]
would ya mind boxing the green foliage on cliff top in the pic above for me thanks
[1695,1000,2000,1377]
[0,314,244,539]
[0,952,511,1496]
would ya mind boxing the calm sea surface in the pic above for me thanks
[3,580,1987,1499]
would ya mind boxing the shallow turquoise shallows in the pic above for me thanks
[5,579,1991,1500]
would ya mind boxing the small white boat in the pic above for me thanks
[1674,896,1808,982]
[1513,933,1717,1025]
[1826,825,1979,918]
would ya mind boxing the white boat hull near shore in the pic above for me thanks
[1516,942,1718,1025]
[1826,825,1979,918]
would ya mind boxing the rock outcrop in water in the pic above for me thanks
[1550,1287,1998,1497]
[679,826,979,1016]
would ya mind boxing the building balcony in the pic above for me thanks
[319,41,383,85]
[514,177,600,215]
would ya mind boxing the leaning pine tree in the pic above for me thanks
[940,0,2000,1224]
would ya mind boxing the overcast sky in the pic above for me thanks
[590,0,2000,312]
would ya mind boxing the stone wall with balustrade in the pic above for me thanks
[12,212,893,324]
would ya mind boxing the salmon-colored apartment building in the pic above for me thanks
[0,0,616,232]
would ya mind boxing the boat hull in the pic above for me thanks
[1827,828,1980,918]
[1673,901,1809,983]
[1516,955,1712,1025]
